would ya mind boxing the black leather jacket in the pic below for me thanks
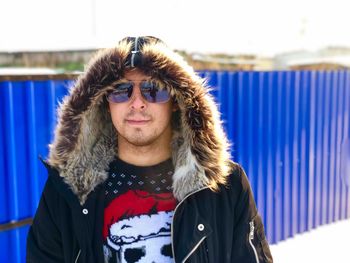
[27,161,273,263]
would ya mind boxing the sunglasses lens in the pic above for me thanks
[141,82,170,103]
[107,81,170,103]
[107,83,133,103]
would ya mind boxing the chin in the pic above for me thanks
[128,139,156,147]
[124,133,158,147]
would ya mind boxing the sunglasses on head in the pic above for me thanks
[107,80,171,103]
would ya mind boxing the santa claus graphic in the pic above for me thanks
[103,189,176,263]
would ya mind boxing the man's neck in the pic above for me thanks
[117,140,172,167]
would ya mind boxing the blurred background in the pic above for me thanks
[1,0,350,73]
[0,0,350,262]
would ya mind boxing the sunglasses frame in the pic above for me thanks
[106,79,171,104]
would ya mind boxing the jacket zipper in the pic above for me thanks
[131,37,139,67]
[249,221,259,263]
[74,249,81,263]
[182,236,207,263]
[171,186,209,263]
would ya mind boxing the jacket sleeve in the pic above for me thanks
[230,165,273,263]
[26,178,64,263]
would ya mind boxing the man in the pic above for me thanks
[27,36,273,263]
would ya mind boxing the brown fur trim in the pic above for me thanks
[48,37,234,204]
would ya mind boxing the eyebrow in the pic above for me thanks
[123,78,152,82]
[112,78,162,87]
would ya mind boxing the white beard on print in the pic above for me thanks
[105,211,174,263]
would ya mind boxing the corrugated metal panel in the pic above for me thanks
[0,79,72,263]
[199,70,350,244]
[0,71,349,262]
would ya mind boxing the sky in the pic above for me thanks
[0,0,349,56]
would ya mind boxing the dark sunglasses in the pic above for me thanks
[107,81,171,103]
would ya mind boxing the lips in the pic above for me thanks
[126,119,150,125]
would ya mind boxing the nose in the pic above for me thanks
[129,85,147,110]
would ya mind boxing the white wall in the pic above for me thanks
[1,0,349,56]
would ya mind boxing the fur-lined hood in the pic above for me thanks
[48,36,233,205]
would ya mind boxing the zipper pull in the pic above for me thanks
[249,221,255,240]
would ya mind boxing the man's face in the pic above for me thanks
[108,69,176,148]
